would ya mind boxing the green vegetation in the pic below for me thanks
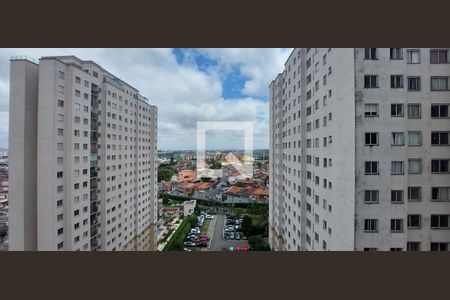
[158,166,174,181]
[210,160,222,169]
[160,193,268,211]
[241,214,270,251]
[163,213,198,251]
[248,235,270,251]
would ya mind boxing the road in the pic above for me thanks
[210,213,249,251]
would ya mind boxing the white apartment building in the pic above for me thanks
[9,55,158,251]
[269,48,450,251]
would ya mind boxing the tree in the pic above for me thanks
[210,160,222,169]
[162,194,170,205]
[248,235,270,251]
[242,215,252,236]
[158,167,174,181]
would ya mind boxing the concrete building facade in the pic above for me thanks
[9,55,158,251]
[269,48,450,251]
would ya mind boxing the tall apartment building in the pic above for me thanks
[9,55,158,251]
[269,48,450,251]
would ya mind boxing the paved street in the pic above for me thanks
[210,213,249,251]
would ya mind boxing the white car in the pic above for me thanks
[205,215,214,219]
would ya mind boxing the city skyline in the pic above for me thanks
[0,48,292,150]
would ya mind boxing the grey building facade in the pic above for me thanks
[269,48,450,251]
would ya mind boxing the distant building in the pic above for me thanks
[0,148,8,158]
[183,200,196,216]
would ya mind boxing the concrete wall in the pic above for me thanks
[8,59,39,250]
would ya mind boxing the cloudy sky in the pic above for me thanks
[0,48,291,150]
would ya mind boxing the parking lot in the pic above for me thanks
[210,214,249,251]
[183,211,215,251]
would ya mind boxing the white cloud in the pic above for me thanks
[0,48,285,150]
[197,48,292,97]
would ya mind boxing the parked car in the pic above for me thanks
[184,247,191,252]
[242,235,248,240]
[205,214,214,219]
[196,237,208,243]
[229,233,235,239]
[196,241,208,247]
[242,245,250,251]
[235,233,241,240]
[198,235,210,241]
[184,241,196,247]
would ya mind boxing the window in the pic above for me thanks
[57,242,64,250]
[432,187,449,201]
[431,77,449,91]
[392,132,404,145]
[430,49,448,64]
[408,215,421,229]
[365,132,378,146]
[57,128,64,136]
[407,104,421,119]
[74,103,81,111]
[391,190,404,203]
[390,248,402,252]
[364,248,378,251]
[93,71,99,78]
[364,190,379,204]
[364,48,377,60]
[431,104,449,118]
[57,143,64,150]
[57,227,64,235]
[390,48,403,60]
[364,75,378,88]
[57,185,63,193]
[407,242,420,251]
[364,104,378,117]
[408,187,422,201]
[57,157,63,165]
[430,243,448,251]
[408,159,422,174]
[390,219,404,232]
[58,71,65,80]
[391,104,404,117]
[57,85,64,93]
[431,159,449,173]
[57,114,64,122]
[391,161,404,175]
[391,75,404,88]
[75,89,81,97]
[57,99,64,107]
[365,161,379,175]
[57,171,63,178]
[431,132,450,145]
[75,76,81,84]
[406,49,420,63]
[407,77,421,91]
[364,219,378,232]
[408,131,422,146]
[430,215,449,228]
